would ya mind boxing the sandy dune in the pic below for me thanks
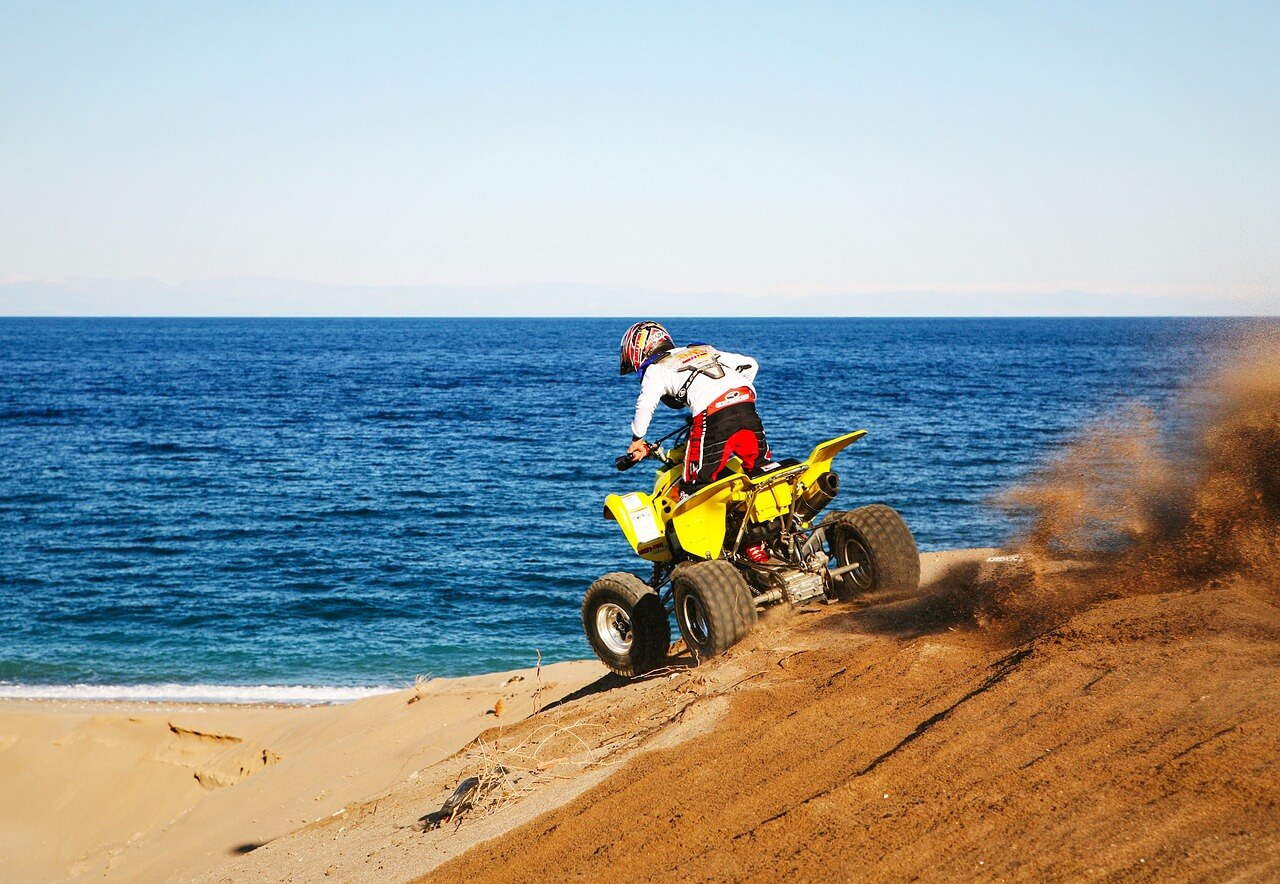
[422,555,1280,882]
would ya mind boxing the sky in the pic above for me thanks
[1,1,1277,316]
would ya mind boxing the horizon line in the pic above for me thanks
[2,314,1274,321]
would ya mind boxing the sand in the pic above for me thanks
[421,554,1280,882]
[0,660,605,882]
[3,551,1278,882]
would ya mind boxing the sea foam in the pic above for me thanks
[0,682,397,705]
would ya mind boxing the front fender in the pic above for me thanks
[603,492,672,562]
[669,473,749,559]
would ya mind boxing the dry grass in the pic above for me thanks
[406,674,432,705]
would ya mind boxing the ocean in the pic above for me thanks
[0,317,1258,702]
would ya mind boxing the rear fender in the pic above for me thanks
[799,430,867,487]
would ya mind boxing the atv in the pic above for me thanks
[583,419,920,676]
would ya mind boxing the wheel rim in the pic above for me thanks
[680,593,710,647]
[839,535,875,591]
[595,603,634,655]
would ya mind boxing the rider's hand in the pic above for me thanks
[627,439,650,462]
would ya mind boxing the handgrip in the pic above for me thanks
[615,453,639,471]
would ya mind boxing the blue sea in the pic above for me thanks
[0,317,1259,702]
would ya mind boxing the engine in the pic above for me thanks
[769,568,827,605]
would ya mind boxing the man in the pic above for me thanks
[619,321,771,490]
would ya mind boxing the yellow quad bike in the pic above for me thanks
[583,419,920,676]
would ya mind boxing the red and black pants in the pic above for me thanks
[683,389,770,489]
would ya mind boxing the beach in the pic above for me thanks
[4,546,1277,882]
[0,660,604,881]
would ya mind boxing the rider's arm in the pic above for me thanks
[630,369,665,440]
[718,350,758,383]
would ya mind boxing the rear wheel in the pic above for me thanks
[672,560,757,660]
[582,572,670,677]
[825,504,920,599]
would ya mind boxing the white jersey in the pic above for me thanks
[631,344,759,439]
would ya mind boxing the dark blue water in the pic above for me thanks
[0,317,1257,699]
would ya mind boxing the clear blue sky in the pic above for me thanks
[1,1,1276,315]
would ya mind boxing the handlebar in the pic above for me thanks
[614,416,693,472]
[615,452,642,471]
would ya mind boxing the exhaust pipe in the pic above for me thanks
[792,471,839,525]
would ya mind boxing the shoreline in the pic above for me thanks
[0,684,400,706]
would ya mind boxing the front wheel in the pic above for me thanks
[672,560,757,661]
[825,504,920,599]
[582,572,671,677]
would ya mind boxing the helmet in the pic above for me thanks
[619,321,674,375]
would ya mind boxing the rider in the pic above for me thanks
[619,321,771,490]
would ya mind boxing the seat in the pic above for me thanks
[748,457,799,477]
[747,460,807,487]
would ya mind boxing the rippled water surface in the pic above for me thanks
[0,317,1255,693]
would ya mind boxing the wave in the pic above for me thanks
[0,407,85,421]
[120,440,233,457]
[318,506,387,519]
[0,682,398,705]
[394,488,449,499]
[0,492,65,505]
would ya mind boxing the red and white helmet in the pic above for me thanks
[619,321,673,375]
